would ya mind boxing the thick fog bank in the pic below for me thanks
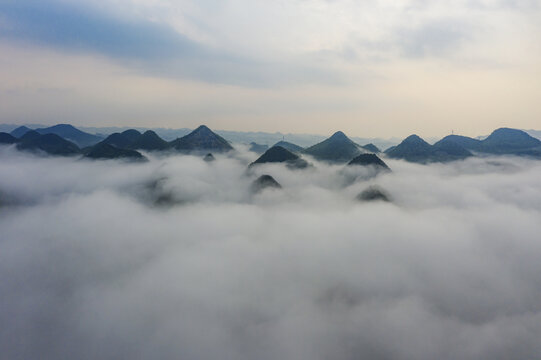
[1,146,541,360]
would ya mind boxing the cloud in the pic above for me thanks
[0,0,343,86]
[395,19,473,58]
[1,145,541,359]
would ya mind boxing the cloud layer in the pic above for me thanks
[1,146,541,359]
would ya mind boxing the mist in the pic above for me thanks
[1,145,541,360]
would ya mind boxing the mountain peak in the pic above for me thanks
[329,131,348,141]
[403,134,427,144]
[250,146,309,169]
[304,131,363,162]
[171,125,233,152]
[193,125,212,134]
[10,126,32,138]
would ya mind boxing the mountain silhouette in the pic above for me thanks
[35,124,102,147]
[250,146,310,169]
[170,125,233,152]
[357,185,391,202]
[251,175,282,193]
[433,135,482,151]
[304,131,365,162]
[84,142,145,160]
[348,153,391,171]
[386,134,472,163]
[130,130,170,151]
[10,126,32,138]
[433,128,541,157]
[121,129,143,143]
[17,133,81,156]
[361,143,381,153]
[0,132,18,144]
[272,141,304,153]
[203,153,216,162]
[19,130,41,142]
[481,128,541,154]
[103,132,134,149]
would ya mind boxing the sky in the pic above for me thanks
[1,145,541,359]
[0,0,540,138]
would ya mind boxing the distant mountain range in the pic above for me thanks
[8,124,103,147]
[1,123,541,164]
[1,124,234,160]
[0,123,401,149]
[386,128,541,163]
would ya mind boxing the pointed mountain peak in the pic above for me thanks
[403,134,427,144]
[171,125,233,152]
[10,125,32,138]
[193,125,212,134]
[250,146,310,169]
[304,131,362,162]
[142,130,159,137]
[329,131,348,141]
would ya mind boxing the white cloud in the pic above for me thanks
[1,146,541,359]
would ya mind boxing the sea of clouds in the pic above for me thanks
[1,144,541,360]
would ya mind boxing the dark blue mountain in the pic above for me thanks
[35,124,103,147]
[348,153,390,171]
[10,126,32,138]
[0,132,18,144]
[84,142,145,160]
[17,133,81,156]
[130,130,170,151]
[251,175,282,193]
[304,131,365,163]
[386,134,472,163]
[103,132,134,148]
[170,125,233,152]
[481,128,541,153]
[250,146,310,169]
[361,143,381,153]
[272,141,304,153]
[434,135,483,151]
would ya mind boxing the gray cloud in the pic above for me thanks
[1,145,541,359]
[395,19,474,58]
[0,0,342,87]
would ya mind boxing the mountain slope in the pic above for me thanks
[84,142,145,160]
[170,125,233,152]
[251,175,282,193]
[387,134,472,163]
[481,128,541,153]
[0,132,19,144]
[250,146,309,169]
[35,124,103,147]
[103,133,134,149]
[304,131,364,162]
[10,126,32,138]
[273,141,304,153]
[130,130,170,151]
[434,135,482,151]
[17,133,81,156]
[348,154,390,170]
[121,129,143,143]
[361,143,381,153]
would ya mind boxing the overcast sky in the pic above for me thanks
[1,0,540,137]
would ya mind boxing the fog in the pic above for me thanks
[1,145,541,360]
